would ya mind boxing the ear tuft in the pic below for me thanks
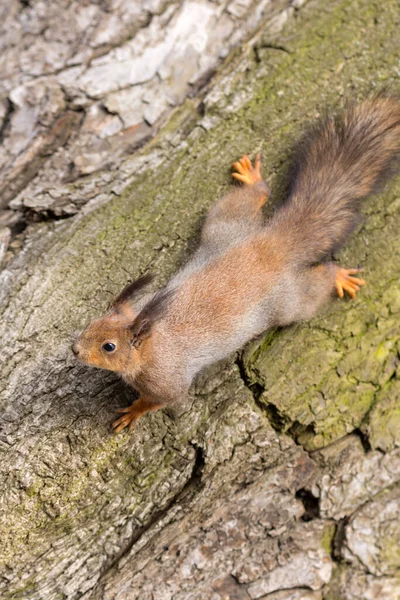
[111,273,154,310]
[129,287,174,347]
[130,319,151,348]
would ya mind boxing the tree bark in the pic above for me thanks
[1,0,399,599]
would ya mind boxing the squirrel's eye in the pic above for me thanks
[102,342,116,353]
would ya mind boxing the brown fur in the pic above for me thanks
[73,97,400,431]
[167,236,285,336]
[111,273,154,309]
[274,95,400,263]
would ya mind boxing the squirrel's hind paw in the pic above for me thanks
[232,153,263,185]
[335,268,366,299]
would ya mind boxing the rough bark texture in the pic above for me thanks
[1,0,399,599]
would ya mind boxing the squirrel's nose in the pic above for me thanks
[71,342,80,356]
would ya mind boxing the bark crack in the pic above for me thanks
[95,444,205,587]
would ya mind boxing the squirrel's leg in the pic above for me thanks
[112,396,166,433]
[291,263,366,323]
[200,154,269,253]
[312,264,366,300]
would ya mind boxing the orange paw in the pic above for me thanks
[232,153,263,185]
[112,397,165,433]
[335,268,366,299]
[113,405,138,433]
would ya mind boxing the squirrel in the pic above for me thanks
[72,96,400,433]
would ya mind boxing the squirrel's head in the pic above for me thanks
[72,311,141,374]
[72,274,170,376]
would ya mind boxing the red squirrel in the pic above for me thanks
[73,96,400,432]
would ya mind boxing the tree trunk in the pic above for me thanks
[1,0,399,599]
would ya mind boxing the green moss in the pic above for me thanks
[380,538,400,573]
[321,522,336,556]
[321,563,347,600]
[362,379,400,451]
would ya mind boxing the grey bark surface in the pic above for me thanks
[1,0,400,599]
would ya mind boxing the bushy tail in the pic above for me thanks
[273,96,400,264]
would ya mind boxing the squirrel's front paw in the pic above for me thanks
[113,405,138,432]
[232,153,263,185]
[335,268,366,299]
[112,396,165,433]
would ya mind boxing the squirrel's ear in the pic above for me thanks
[111,273,154,310]
[129,318,152,348]
[128,286,174,348]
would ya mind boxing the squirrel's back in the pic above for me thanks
[272,96,400,263]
